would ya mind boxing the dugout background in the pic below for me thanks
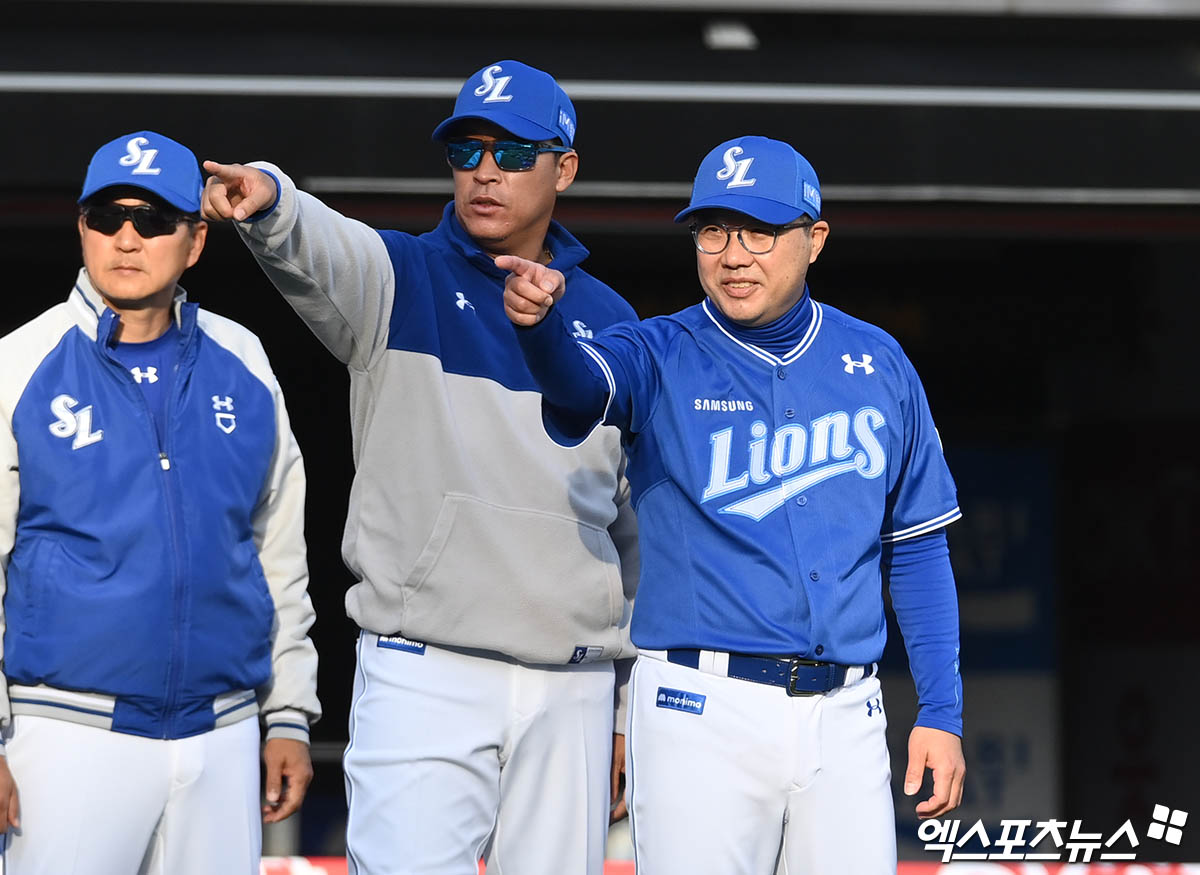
[1,0,1198,862]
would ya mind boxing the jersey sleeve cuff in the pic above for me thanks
[914,712,963,738]
[241,167,283,223]
[881,507,962,543]
[263,709,311,744]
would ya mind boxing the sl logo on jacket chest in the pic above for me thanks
[48,394,104,449]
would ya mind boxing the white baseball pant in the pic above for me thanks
[1,713,260,874]
[343,632,615,875]
[626,651,895,874]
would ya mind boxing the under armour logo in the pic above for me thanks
[118,136,161,176]
[456,292,475,311]
[212,395,236,434]
[474,65,513,103]
[716,146,756,189]
[571,320,593,339]
[866,698,882,717]
[48,394,104,449]
[130,366,158,384]
[842,354,875,375]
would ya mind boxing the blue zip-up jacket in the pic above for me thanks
[0,270,321,745]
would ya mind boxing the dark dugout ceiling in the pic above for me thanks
[2,2,1198,231]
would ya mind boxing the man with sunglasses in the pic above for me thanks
[201,60,638,875]
[0,131,320,873]
[503,135,966,873]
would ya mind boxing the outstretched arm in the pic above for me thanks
[500,255,622,442]
[201,160,396,371]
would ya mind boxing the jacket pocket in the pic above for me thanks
[7,537,63,639]
[400,493,625,659]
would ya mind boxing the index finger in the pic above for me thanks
[201,159,246,182]
[494,253,548,282]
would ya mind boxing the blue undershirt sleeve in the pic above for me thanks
[882,528,964,737]
[514,306,633,447]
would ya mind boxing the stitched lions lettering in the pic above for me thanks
[702,409,887,520]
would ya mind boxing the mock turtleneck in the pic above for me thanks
[707,286,813,356]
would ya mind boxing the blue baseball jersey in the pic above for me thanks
[553,295,960,666]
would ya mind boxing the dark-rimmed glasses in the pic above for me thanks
[691,220,813,255]
[82,203,196,238]
[445,139,572,172]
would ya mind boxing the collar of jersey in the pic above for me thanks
[701,295,823,367]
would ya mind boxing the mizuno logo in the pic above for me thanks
[716,146,756,189]
[702,410,887,521]
[842,354,875,375]
[130,366,158,384]
[475,65,514,103]
[48,394,104,449]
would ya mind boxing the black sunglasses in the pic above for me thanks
[445,139,571,172]
[82,203,195,238]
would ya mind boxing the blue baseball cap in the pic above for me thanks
[432,60,577,147]
[675,136,822,225]
[78,130,203,214]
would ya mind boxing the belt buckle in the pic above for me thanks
[786,657,827,697]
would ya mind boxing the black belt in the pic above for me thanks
[665,649,874,697]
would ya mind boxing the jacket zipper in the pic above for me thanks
[100,317,188,739]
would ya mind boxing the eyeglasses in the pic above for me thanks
[445,139,572,172]
[82,203,195,238]
[690,220,813,255]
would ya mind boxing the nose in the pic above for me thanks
[721,235,755,268]
[473,148,503,183]
[113,219,142,251]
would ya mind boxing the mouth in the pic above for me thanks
[468,195,504,215]
[721,279,758,299]
[111,264,143,274]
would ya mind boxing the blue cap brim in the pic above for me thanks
[675,194,812,225]
[432,111,560,144]
[78,181,201,214]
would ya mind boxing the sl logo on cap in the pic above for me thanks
[118,136,162,176]
[716,146,756,189]
[474,65,514,104]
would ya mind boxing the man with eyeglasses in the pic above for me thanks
[503,135,966,873]
[201,60,638,875]
[0,131,320,873]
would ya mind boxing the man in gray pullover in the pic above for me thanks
[202,60,638,875]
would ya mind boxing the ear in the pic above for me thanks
[77,213,87,241]
[807,220,830,264]
[555,151,579,193]
[185,220,208,269]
